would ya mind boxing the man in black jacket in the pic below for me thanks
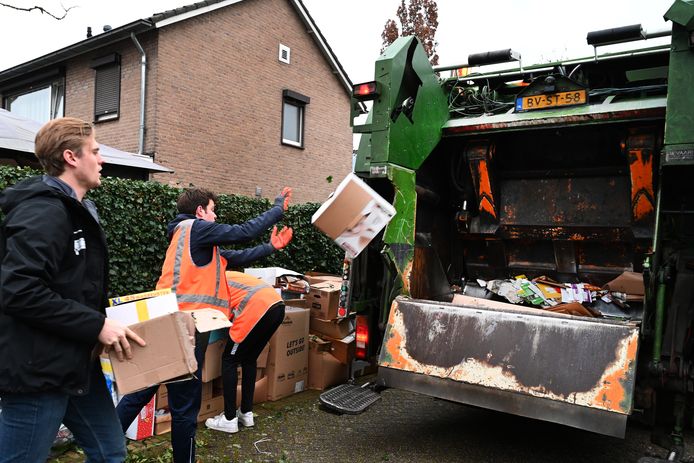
[0,117,145,463]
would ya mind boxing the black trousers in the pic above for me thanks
[117,330,210,463]
[222,302,285,419]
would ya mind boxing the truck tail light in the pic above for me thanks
[353,81,379,101]
[355,315,369,359]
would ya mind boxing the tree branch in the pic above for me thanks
[0,2,76,20]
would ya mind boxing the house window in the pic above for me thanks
[281,89,309,148]
[92,53,121,122]
[4,77,64,124]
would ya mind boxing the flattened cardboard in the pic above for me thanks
[603,271,645,296]
[308,281,341,320]
[109,311,197,395]
[190,308,232,332]
[266,307,309,401]
[311,173,396,258]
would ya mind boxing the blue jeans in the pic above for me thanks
[116,330,209,463]
[0,364,126,463]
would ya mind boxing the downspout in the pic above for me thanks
[130,32,146,154]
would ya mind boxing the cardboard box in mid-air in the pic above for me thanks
[312,173,396,259]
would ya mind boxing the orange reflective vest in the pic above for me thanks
[226,271,282,343]
[157,219,232,318]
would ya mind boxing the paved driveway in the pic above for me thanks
[50,379,693,462]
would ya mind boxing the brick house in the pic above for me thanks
[0,0,353,203]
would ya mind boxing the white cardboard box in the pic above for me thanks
[106,292,178,325]
[311,173,396,258]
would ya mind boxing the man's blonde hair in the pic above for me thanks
[34,117,94,176]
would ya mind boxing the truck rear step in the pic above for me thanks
[319,383,381,414]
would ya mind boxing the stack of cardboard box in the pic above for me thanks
[154,339,271,435]
[303,274,355,390]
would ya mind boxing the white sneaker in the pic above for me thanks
[205,413,238,433]
[237,409,254,427]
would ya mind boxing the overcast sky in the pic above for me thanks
[0,0,674,84]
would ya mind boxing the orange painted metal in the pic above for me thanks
[466,142,498,220]
[628,147,655,221]
[625,129,657,224]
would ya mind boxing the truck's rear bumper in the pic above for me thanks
[379,366,628,438]
[378,296,640,438]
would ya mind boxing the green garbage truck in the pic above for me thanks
[322,1,694,458]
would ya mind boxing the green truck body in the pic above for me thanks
[346,0,694,444]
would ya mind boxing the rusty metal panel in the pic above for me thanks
[500,176,631,228]
[379,297,640,416]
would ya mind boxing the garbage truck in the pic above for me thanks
[320,1,694,458]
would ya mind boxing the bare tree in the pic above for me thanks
[0,2,75,20]
[381,0,439,65]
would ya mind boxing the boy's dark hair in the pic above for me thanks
[177,188,218,215]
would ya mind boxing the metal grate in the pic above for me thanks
[319,383,381,415]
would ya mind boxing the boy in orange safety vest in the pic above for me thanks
[116,187,292,462]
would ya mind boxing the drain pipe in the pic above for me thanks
[131,32,146,154]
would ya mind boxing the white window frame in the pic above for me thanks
[3,76,65,124]
[281,89,309,149]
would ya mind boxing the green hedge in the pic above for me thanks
[0,166,343,297]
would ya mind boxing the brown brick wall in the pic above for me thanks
[149,0,352,204]
[59,0,352,204]
[64,31,159,157]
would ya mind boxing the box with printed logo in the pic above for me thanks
[266,306,310,401]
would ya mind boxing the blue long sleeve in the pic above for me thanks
[221,243,275,268]
[183,205,284,267]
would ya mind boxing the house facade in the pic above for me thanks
[0,0,353,203]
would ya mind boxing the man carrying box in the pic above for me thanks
[116,187,292,463]
[0,117,145,463]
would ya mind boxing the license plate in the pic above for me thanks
[515,89,587,111]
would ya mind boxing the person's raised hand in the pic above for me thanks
[274,187,292,211]
[270,225,293,250]
[99,318,146,361]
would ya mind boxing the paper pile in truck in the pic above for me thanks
[459,271,645,320]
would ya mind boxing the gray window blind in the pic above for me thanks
[94,64,120,119]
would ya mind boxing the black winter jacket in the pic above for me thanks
[0,176,108,395]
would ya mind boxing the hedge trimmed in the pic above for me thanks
[0,166,343,297]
